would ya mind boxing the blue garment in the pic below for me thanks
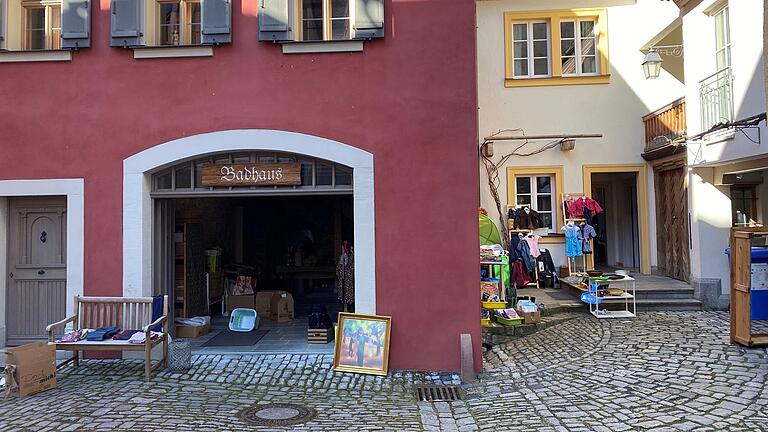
[564,225,583,257]
[516,237,536,272]
[151,295,164,332]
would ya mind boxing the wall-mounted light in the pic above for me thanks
[642,45,683,79]
[560,139,576,151]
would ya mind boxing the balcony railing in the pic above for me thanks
[699,67,734,133]
[642,97,686,152]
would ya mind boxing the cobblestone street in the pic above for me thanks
[3,312,768,431]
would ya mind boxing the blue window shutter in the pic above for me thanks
[110,0,142,47]
[61,0,90,48]
[201,0,231,44]
[258,0,292,42]
[353,0,383,39]
[0,0,5,50]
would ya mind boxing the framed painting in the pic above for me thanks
[333,313,392,376]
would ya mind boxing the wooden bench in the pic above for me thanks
[46,295,169,380]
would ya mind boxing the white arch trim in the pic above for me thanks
[123,129,376,313]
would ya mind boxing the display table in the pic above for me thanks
[481,261,509,302]
[589,276,636,319]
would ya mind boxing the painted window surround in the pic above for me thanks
[503,9,610,88]
[123,129,376,314]
[0,0,71,62]
[506,166,565,244]
[0,179,85,338]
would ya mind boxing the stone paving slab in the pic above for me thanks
[3,312,768,431]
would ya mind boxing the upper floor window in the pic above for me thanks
[24,1,62,50]
[0,0,89,52]
[503,9,608,87]
[157,0,201,46]
[257,0,383,44]
[560,19,597,76]
[713,4,731,71]
[511,21,550,78]
[300,0,351,41]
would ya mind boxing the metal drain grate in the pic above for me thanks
[416,385,463,402]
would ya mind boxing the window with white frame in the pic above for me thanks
[515,175,555,230]
[158,0,201,46]
[560,19,598,75]
[511,21,550,78]
[22,0,61,50]
[713,5,731,71]
[300,0,351,41]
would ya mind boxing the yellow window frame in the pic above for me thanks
[506,166,565,244]
[503,9,610,88]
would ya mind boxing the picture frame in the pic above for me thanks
[333,312,392,376]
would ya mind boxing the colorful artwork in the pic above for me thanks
[333,313,392,376]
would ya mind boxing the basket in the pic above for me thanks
[482,301,506,309]
[481,318,491,327]
[229,308,258,332]
[496,316,523,326]
[169,339,192,371]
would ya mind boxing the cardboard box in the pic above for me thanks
[175,322,210,338]
[255,291,278,317]
[227,293,256,314]
[516,309,541,324]
[270,291,295,322]
[4,342,56,398]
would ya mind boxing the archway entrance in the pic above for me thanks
[122,130,375,352]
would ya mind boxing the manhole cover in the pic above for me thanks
[237,403,317,426]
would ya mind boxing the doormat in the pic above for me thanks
[237,403,317,427]
[202,330,269,347]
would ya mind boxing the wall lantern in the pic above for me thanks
[642,48,663,79]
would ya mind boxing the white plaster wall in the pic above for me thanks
[477,0,685,268]
[684,0,768,164]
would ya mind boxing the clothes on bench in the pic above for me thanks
[128,331,162,344]
[86,327,121,341]
[112,330,141,340]
[60,329,89,343]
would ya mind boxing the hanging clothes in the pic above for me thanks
[579,223,598,254]
[514,207,542,230]
[336,248,355,305]
[563,224,583,257]
[537,249,556,273]
[523,235,541,258]
[515,237,536,272]
[509,233,522,261]
[511,261,531,287]
[508,208,518,229]
[565,196,603,220]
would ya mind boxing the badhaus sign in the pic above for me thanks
[201,163,302,187]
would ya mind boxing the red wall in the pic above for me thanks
[0,0,480,372]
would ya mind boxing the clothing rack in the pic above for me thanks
[508,228,540,289]
[561,193,592,275]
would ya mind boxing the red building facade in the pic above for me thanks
[0,0,479,372]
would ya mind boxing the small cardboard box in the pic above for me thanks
[4,342,57,398]
[255,291,278,317]
[516,309,541,324]
[270,291,295,322]
[227,293,256,314]
[175,322,210,338]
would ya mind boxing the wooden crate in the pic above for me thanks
[308,328,334,344]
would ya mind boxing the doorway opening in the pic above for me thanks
[151,150,357,354]
[590,173,640,272]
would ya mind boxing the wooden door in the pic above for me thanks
[6,197,67,344]
[655,164,690,281]
[730,230,752,345]
[184,223,207,317]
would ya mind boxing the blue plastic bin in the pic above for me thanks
[726,247,768,320]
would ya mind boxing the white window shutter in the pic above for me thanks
[110,0,142,47]
[61,0,91,48]
[353,0,383,39]
[258,0,292,42]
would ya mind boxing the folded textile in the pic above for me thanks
[86,327,121,341]
[112,330,140,340]
[128,331,163,344]
[174,316,210,327]
[60,329,89,343]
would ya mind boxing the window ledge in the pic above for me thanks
[0,49,72,63]
[133,45,214,59]
[505,74,611,88]
[280,40,363,54]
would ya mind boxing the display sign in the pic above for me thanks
[201,163,302,187]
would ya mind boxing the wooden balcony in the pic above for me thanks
[642,97,686,152]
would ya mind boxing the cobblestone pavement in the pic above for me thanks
[2,312,768,431]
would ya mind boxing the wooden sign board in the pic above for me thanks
[201,163,302,187]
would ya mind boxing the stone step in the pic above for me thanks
[633,287,696,300]
[634,298,703,312]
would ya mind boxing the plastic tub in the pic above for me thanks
[229,308,258,332]
[481,301,507,309]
